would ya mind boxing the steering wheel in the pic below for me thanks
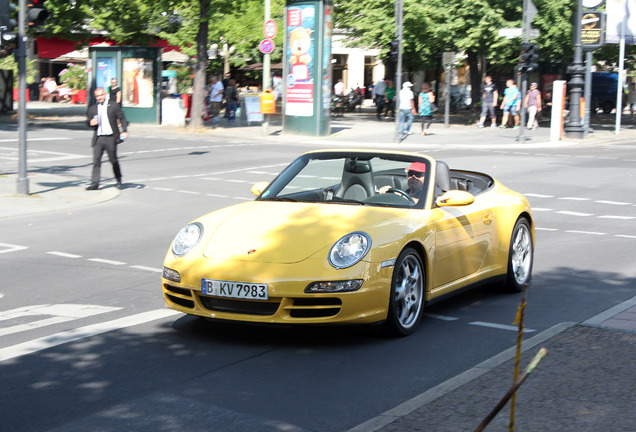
[386,188,415,204]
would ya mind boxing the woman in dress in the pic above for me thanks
[418,82,435,135]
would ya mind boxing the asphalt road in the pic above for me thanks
[1,124,635,432]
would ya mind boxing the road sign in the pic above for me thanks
[264,19,277,39]
[259,39,275,54]
[498,28,540,39]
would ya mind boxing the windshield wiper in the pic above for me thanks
[260,196,298,202]
[325,198,366,205]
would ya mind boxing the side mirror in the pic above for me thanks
[251,181,269,196]
[435,190,475,207]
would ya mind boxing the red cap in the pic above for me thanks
[407,162,427,173]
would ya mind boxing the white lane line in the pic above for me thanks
[556,211,593,217]
[615,234,636,239]
[565,230,606,236]
[558,197,590,201]
[423,313,459,321]
[598,215,636,220]
[87,258,127,266]
[595,200,632,206]
[469,321,536,333]
[0,304,122,337]
[205,193,229,198]
[0,309,180,362]
[535,227,559,231]
[523,193,554,198]
[531,208,553,212]
[176,190,201,195]
[46,251,82,259]
[0,243,29,254]
[153,187,174,191]
[129,265,163,273]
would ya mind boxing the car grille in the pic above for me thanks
[165,284,342,319]
[164,284,195,309]
[199,297,281,316]
[286,298,342,318]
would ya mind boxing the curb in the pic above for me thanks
[346,322,576,432]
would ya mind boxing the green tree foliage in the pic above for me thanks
[334,0,579,103]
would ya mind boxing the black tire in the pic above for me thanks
[504,218,533,292]
[384,247,425,336]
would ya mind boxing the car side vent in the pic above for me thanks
[288,298,342,318]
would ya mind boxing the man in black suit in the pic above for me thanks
[86,87,129,190]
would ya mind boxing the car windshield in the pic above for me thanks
[257,152,432,209]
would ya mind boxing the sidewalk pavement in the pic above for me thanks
[3,102,636,431]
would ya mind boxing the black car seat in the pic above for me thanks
[335,159,375,200]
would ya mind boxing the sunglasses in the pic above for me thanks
[407,170,425,178]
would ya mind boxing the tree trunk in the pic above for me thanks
[466,49,481,114]
[189,0,210,129]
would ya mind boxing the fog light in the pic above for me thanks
[305,280,363,293]
[163,267,181,283]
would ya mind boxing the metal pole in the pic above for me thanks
[393,0,403,142]
[564,0,585,139]
[584,51,592,136]
[16,0,28,195]
[444,64,450,128]
[615,14,626,135]
[262,0,271,136]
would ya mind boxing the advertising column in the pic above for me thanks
[283,0,332,136]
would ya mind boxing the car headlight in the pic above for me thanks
[171,223,203,256]
[328,231,371,269]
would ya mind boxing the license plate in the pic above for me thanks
[201,279,269,300]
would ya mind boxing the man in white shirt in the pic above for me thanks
[208,76,224,127]
[371,78,388,120]
[334,79,344,95]
[398,81,417,137]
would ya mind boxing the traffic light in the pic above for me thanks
[27,0,48,28]
[0,0,17,57]
[389,39,399,63]
[519,43,539,72]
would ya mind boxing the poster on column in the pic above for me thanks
[122,58,154,108]
[285,4,315,117]
[322,4,333,113]
[96,58,116,93]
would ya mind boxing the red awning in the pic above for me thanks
[36,37,77,59]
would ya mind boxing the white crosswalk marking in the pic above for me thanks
[0,309,180,362]
[0,243,28,254]
[0,304,122,337]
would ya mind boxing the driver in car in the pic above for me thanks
[379,161,426,203]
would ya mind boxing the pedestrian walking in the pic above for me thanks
[500,79,521,129]
[524,82,542,129]
[224,79,239,124]
[384,80,396,119]
[372,78,388,120]
[208,76,224,128]
[418,82,435,135]
[477,76,498,128]
[398,81,417,138]
[86,87,128,190]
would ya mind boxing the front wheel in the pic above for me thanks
[384,248,425,336]
[505,218,533,292]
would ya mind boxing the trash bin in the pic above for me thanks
[260,89,276,114]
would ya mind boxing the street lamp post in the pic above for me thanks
[565,0,585,139]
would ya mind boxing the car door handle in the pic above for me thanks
[483,213,493,225]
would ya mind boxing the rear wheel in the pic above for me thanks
[384,248,425,336]
[505,218,533,292]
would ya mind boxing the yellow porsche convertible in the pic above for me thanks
[162,150,533,336]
